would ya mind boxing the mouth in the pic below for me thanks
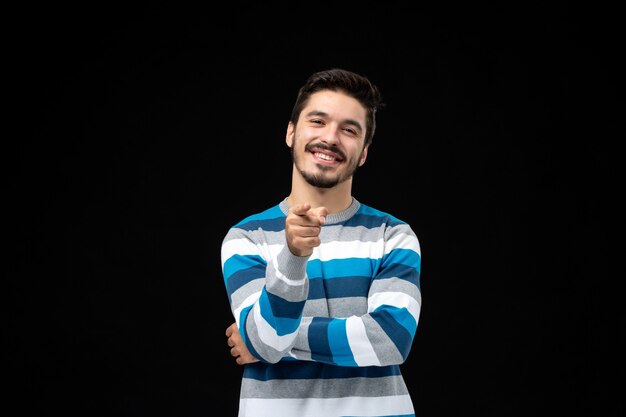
[307,145,345,165]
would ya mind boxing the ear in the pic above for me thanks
[358,145,369,166]
[286,122,295,148]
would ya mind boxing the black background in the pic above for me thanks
[7,4,619,417]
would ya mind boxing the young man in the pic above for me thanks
[221,68,422,417]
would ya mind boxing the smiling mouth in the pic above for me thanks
[314,152,337,162]
[307,144,345,163]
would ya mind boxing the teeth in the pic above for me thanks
[315,152,335,161]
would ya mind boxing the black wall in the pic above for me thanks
[8,4,618,417]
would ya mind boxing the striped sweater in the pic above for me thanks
[221,198,422,417]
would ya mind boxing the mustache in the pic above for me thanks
[305,143,346,161]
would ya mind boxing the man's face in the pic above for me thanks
[287,90,369,189]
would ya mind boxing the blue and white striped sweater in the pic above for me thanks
[221,198,421,417]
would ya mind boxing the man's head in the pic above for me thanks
[289,69,384,148]
[286,69,384,189]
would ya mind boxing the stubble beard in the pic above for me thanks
[291,142,361,189]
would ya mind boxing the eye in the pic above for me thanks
[310,118,325,125]
[343,127,358,136]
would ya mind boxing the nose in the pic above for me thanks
[319,123,341,145]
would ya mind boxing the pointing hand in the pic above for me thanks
[285,203,328,257]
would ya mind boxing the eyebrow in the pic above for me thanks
[305,110,363,132]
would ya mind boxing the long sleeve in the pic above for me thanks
[288,221,421,366]
[221,206,310,363]
[221,200,421,367]
[223,200,421,417]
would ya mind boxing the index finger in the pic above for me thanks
[311,206,328,225]
[225,322,236,337]
[289,202,312,216]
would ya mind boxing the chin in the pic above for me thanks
[301,171,340,189]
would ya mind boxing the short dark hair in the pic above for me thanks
[289,68,384,147]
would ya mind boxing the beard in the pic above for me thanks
[299,165,342,188]
[291,141,362,189]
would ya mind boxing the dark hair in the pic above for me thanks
[289,68,385,147]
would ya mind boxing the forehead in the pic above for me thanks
[302,90,367,123]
